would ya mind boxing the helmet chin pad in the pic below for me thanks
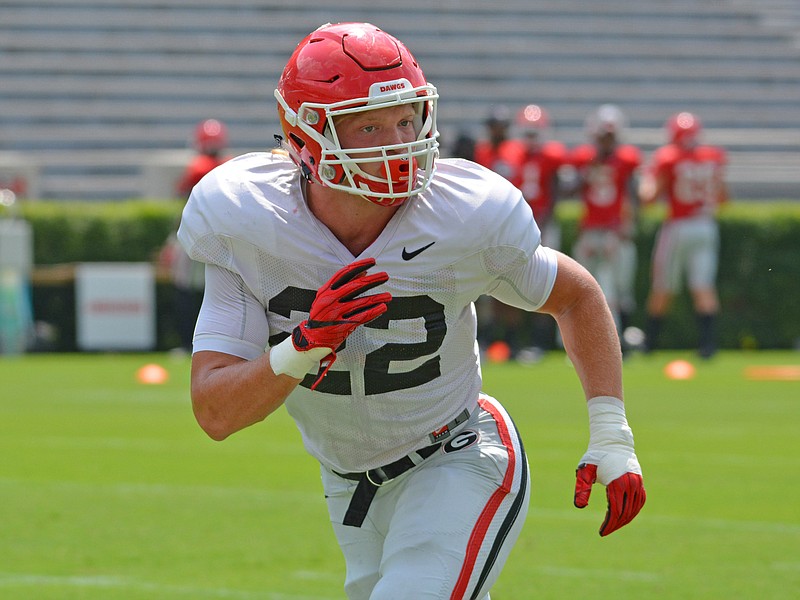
[321,144,424,207]
[366,156,418,206]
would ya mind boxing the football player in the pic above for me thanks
[178,23,646,599]
[569,104,642,336]
[162,119,232,351]
[515,104,568,250]
[472,104,526,182]
[639,112,728,358]
[175,118,231,198]
[513,104,569,352]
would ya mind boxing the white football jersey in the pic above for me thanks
[178,152,557,472]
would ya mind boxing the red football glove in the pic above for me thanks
[573,396,646,536]
[292,258,391,388]
[574,464,646,537]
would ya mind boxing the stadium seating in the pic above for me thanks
[1,0,798,199]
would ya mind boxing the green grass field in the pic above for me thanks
[1,351,799,599]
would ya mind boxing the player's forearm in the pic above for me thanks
[190,350,298,441]
[557,297,623,401]
[542,253,623,400]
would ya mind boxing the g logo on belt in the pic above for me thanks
[442,430,479,454]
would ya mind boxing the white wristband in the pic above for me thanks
[586,396,633,447]
[269,336,331,379]
[582,396,641,484]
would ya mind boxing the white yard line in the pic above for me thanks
[530,507,800,535]
[0,572,341,600]
[534,565,661,582]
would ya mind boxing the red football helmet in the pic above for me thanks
[275,22,439,206]
[194,119,228,154]
[667,112,702,146]
[517,104,550,131]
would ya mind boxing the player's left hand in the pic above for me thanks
[574,462,645,536]
[573,396,646,536]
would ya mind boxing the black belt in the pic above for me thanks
[336,442,442,527]
[334,407,472,528]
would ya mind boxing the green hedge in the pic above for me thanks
[14,200,184,264]
[5,199,800,351]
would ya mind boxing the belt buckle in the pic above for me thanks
[365,467,389,487]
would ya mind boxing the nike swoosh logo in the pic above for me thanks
[402,241,436,261]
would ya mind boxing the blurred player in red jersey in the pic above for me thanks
[514,104,569,352]
[569,105,642,338]
[176,118,231,197]
[473,105,531,356]
[164,119,232,350]
[639,112,728,358]
[473,105,526,182]
[515,104,568,249]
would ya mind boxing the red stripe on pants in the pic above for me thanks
[450,397,516,599]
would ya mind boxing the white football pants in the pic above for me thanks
[321,394,530,599]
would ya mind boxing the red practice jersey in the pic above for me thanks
[570,143,641,230]
[647,144,727,220]
[515,141,568,222]
[176,154,230,198]
[473,139,526,182]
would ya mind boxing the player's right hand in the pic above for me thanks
[292,258,391,355]
[270,258,391,389]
